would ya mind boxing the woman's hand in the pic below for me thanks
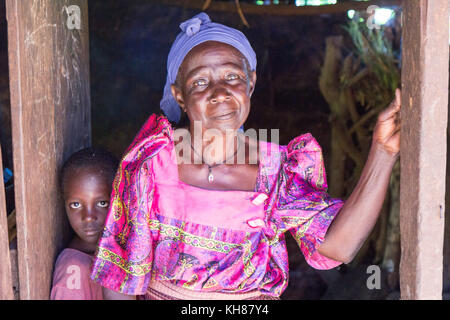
[372,88,401,156]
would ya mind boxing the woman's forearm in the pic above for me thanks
[317,143,398,263]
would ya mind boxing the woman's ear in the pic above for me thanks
[248,71,257,97]
[171,84,185,112]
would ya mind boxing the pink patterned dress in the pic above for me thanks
[90,114,343,298]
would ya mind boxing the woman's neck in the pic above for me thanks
[175,126,260,167]
[190,132,241,166]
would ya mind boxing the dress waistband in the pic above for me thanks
[143,279,279,300]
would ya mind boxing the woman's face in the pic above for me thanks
[171,41,256,133]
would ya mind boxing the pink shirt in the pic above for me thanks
[51,248,103,300]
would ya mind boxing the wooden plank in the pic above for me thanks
[6,0,91,299]
[0,146,14,300]
[159,0,402,16]
[399,0,449,300]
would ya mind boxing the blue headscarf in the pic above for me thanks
[160,12,257,123]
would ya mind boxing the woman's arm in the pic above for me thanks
[317,89,401,264]
[102,287,137,300]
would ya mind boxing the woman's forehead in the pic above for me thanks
[178,41,248,77]
[188,41,244,56]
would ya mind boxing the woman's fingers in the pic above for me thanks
[378,125,401,155]
[378,89,402,122]
[372,89,402,155]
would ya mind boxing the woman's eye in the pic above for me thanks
[69,202,81,209]
[193,79,208,87]
[226,74,239,81]
[98,201,109,208]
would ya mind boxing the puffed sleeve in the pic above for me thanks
[90,114,172,295]
[263,133,344,270]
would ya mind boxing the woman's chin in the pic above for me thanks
[208,118,246,132]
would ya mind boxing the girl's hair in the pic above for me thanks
[60,147,119,195]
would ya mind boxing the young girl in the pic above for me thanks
[50,147,118,300]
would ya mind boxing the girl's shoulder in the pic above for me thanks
[51,248,102,300]
[55,247,93,268]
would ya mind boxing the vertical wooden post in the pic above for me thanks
[0,147,14,300]
[400,0,449,300]
[6,0,91,299]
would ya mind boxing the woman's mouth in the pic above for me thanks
[212,111,236,121]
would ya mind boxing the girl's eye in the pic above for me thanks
[98,201,109,208]
[193,79,208,87]
[69,202,81,209]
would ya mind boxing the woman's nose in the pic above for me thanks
[209,84,231,104]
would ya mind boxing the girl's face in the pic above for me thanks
[63,167,111,250]
[171,41,256,133]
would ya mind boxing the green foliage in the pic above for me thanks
[342,19,400,115]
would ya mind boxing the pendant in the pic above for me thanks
[208,167,214,183]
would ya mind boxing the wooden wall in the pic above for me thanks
[6,0,91,299]
[0,147,14,299]
[400,0,449,299]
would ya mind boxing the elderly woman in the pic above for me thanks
[90,13,401,300]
